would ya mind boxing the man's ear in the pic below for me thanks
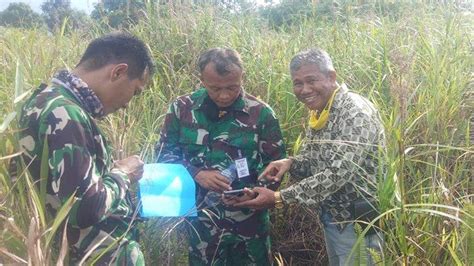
[110,63,129,81]
[328,70,337,83]
[199,75,207,88]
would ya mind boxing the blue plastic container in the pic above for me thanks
[138,163,197,217]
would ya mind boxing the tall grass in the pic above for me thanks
[1,2,472,265]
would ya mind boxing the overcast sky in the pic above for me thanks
[0,0,100,14]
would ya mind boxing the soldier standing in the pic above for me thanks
[156,48,286,265]
[18,32,154,265]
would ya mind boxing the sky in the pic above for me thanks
[0,0,100,14]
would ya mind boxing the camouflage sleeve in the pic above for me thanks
[280,111,379,205]
[155,101,201,177]
[258,106,287,190]
[42,104,130,228]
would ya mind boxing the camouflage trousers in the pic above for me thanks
[187,218,272,266]
[71,239,144,265]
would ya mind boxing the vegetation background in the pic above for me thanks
[0,0,472,265]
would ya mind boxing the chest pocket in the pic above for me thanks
[228,127,258,159]
[179,125,209,164]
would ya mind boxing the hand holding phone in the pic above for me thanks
[222,188,258,207]
[223,189,245,197]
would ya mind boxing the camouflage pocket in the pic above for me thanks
[229,128,257,155]
[228,129,258,178]
[179,126,209,164]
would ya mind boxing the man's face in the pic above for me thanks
[201,62,243,108]
[291,64,336,112]
[106,68,149,114]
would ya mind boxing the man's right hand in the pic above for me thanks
[113,155,144,184]
[195,170,232,193]
[258,158,293,182]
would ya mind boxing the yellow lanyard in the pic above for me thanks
[308,88,339,130]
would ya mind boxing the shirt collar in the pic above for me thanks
[192,87,250,114]
[331,82,348,112]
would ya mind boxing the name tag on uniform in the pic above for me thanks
[235,158,250,178]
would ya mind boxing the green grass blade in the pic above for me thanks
[44,193,76,250]
[0,112,17,134]
[14,60,24,102]
[39,135,49,221]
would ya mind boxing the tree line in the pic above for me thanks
[1,0,470,32]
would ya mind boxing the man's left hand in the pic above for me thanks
[232,187,276,210]
[222,189,257,206]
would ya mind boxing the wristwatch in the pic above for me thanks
[274,191,284,209]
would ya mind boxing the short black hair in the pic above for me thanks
[77,32,154,79]
[197,48,243,76]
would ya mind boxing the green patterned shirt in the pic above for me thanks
[281,84,386,226]
[157,88,286,237]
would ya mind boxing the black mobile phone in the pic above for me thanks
[223,189,245,197]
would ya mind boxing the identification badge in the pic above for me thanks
[235,157,250,178]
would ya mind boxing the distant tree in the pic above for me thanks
[41,0,90,32]
[206,0,255,12]
[0,3,44,28]
[259,0,315,28]
[259,0,446,27]
[91,0,258,28]
[179,0,256,13]
[91,0,147,28]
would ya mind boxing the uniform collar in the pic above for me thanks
[192,87,250,114]
[51,70,105,118]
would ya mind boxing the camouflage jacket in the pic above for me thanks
[157,88,286,237]
[18,77,137,258]
[281,84,386,227]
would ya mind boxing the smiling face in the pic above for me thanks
[201,62,243,108]
[291,63,337,112]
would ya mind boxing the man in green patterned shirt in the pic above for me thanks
[232,48,385,265]
[18,32,154,264]
[156,48,286,265]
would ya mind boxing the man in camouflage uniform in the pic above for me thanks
[18,33,154,265]
[156,48,286,265]
[233,48,385,265]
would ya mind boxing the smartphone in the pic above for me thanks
[223,189,245,197]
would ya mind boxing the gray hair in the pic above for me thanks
[197,48,243,76]
[289,48,335,75]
